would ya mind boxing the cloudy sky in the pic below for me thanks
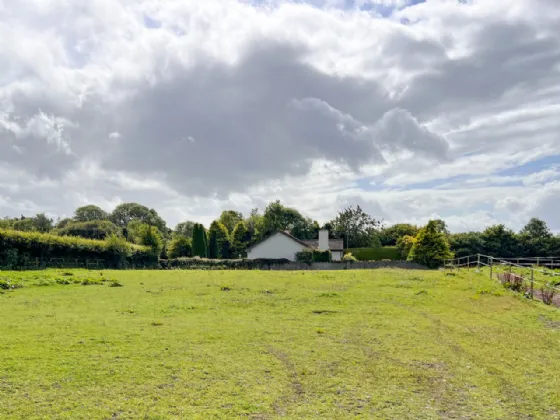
[1,0,559,232]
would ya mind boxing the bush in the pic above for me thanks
[541,283,556,305]
[296,250,331,263]
[0,229,155,269]
[56,220,120,240]
[167,237,193,259]
[342,252,358,262]
[345,247,400,261]
[408,221,453,268]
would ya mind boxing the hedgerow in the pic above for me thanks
[0,229,156,269]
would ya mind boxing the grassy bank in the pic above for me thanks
[1,268,560,419]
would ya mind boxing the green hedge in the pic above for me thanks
[160,257,291,270]
[295,250,332,264]
[345,246,400,261]
[0,229,156,269]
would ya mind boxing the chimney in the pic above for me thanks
[318,229,329,250]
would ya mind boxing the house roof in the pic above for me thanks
[246,230,312,252]
[301,239,344,251]
[246,231,344,252]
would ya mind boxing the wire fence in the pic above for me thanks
[445,254,560,305]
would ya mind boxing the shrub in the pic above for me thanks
[296,251,313,264]
[408,221,453,268]
[342,252,358,262]
[541,283,556,305]
[160,257,291,270]
[167,237,193,259]
[56,220,120,240]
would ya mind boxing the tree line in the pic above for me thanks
[0,201,558,264]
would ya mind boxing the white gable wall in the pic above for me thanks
[247,233,307,261]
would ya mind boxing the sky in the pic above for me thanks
[0,0,559,232]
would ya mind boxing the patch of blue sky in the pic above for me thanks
[143,15,162,29]
[497,155,560,177]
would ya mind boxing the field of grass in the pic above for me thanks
[1,268,560,419]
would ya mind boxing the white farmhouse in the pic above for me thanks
[246,229,344,261]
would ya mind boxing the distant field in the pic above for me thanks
[346,246,400,261]
[1,269,560,419]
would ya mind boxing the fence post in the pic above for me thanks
[530,268,534,299]
[537,257,540,267]
[477,254,480,270]
[467,256,470,270]
[489,257,493,279]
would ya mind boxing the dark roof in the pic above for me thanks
[246,231,344,252]
[246,230,312,252]
[301,239,344,251]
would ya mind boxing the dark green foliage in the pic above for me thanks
[408,221,453,268]
[396,236,415,260]
[295,250,313,264]
[518,218,553,257]
[174,221,195,239]
[312,249,331,263]
[192,224,208,258]
[208,229,219,259]
[379,224,419,246]
[481,224,519,257]
[110,202,167,233]
[0,229,155,269]
[326,205,381,248]
[346,246,401,261]
[209,221,231,259]
[218,210,244,233]
[295,250,331,263]
[261,200,318,240]
[74,205,109,222]
[13,218,36,232]
[167,237,193,259]
[232,221,252,258]
[56,220,120,240]
[135,224,163,255]
[448,232,484,258]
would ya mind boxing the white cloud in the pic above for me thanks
[0,0,559,232]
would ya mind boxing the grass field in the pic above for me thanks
[1,269,560,419]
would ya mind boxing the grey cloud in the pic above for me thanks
[100,42,447,196]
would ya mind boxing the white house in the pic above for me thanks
[247,229,344,261]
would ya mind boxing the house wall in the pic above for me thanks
[331,251,343,261]
[247,233,307,261]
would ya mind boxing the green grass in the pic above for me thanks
[1,268,560,419]
[346,246,400,261]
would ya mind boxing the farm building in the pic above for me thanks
[246,229,344,261]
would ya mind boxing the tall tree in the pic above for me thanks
[232,221,252,258]
[261,200,314,239]
[379,224,419,246]
[448,232,485,258]
[209,221,231,259]
[518,218,553,257]
[135,224,163,256]
[481,224,519,257]
[192,223,208,258]
[208,229,219,259]
[74,205,109,222]
[408,220,453,268]
[33,213,54,233]
[218,210,244,234]
[245,208,265,243]
[111,203,167,233]
[328,205,381,248]
[174,221,196,238]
